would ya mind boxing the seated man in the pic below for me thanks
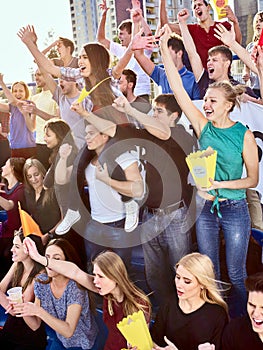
[222,272,263,349]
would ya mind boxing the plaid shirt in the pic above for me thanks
[0,112,10,141]
[60,67,122,108]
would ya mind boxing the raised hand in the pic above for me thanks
[23,237,42,263]
[59,143,73,160]
[99,0,109,16]
[177,8,190,23]
[17,25,38,45]
[112,95,132,114]
[130,29,157,51]
[214,23,235,46]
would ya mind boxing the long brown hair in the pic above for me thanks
[44,119,77,164]
[94,251,151,319]
[82,42,115,107]
[12,230,44,292]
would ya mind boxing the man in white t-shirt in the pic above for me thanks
[55,122,144,273]
[97,0,152,100]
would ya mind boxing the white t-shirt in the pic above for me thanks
[85,151,138,223]
[110,41,152,96]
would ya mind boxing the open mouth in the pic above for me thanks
[253,318,263,327]
[208,68,215,75]
[197,10,203,16]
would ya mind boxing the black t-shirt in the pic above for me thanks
[151,300,228,350]
[222,314,263,350]
[105,124,195,208]
[24,188,61,234]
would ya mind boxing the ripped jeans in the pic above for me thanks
[196,194,250,318]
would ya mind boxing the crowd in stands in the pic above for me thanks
[0,0,263,349]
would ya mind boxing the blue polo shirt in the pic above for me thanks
[150,65,200,100]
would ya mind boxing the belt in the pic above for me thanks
[147,199,185,215]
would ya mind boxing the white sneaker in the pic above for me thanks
[55,209,81,235]
[124,200,139,232]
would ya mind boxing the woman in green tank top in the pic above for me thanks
[160,25,259,319]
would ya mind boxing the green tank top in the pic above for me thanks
[199,121,247,203]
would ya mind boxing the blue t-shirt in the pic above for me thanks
[150,65,200,100]
[35,274,98,349]
[9,104,36,149]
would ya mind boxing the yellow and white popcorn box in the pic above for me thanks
[186,147,217,188]
[117,310,153,350]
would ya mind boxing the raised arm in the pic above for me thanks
[0,73,17,106]
[221,5,242,44]
[54,144,73,185]
[112,29,156,79]
[96,0,111,49]
[160,25,207,138]
[24,237,97,293]
[214,24,258,75]
[17,26,61,78]
[112,95,171,140]
[178,9,204,81]
[159,0,180,34]
[70,101,116,137]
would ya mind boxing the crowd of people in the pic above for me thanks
[0,0,263,349]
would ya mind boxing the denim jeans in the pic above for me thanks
[142,204,192,306]
[84,218,133,275]
[196,194,250,318]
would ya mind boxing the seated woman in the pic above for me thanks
[14,238,98,350]
[23,158,61,243]
[24,238,151,350]
[151,252,228,350]
[0,230,47,349]
[0,157,26,279]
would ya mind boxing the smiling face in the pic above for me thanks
[11,235,28,263]
[247,291,263,341]
[44,127,59,149]
[78,48,92,78]
[203,87,232,121]
[12,83,27,100]
[26,165,44,192]
[175,264,202,300]
[93,263,117,296]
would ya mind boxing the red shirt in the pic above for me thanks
[103,297,150,350]
[188,21,231,69]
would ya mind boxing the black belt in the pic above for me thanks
[147,200,185,215]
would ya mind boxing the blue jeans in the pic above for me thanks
[142,204,192,306]
[196,194,250,318]
[84,218,132,275]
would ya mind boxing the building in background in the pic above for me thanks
[69,0,195,52]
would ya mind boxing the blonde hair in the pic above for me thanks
[176,253,228,313]
[207,81,246,112]
[94,251,151,319]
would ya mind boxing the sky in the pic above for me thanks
[0,0,73,84]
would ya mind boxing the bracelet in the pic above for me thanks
[44,256,49,267]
